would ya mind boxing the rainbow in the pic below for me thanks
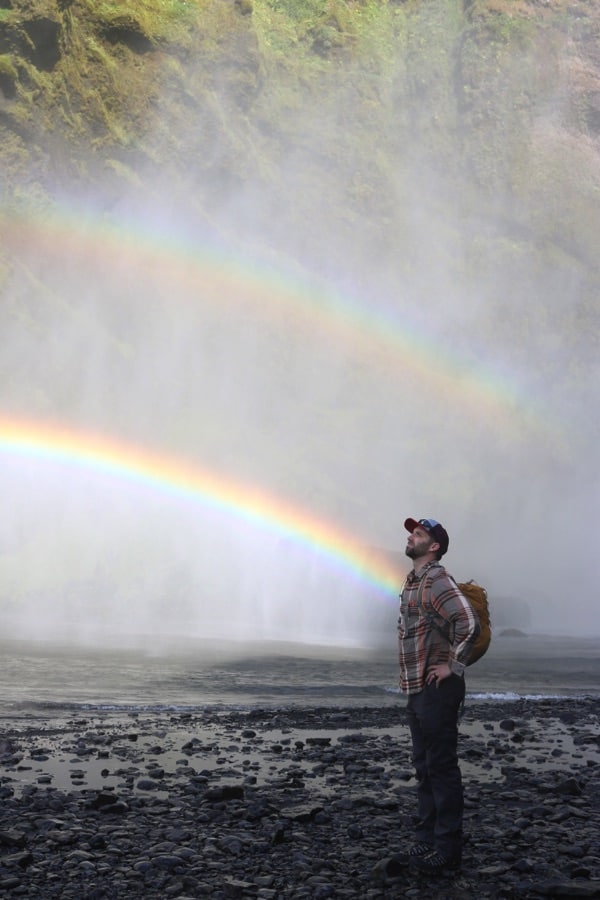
[0,205,558,443]
[0,416,404,598]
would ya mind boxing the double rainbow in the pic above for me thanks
[0,416,403,598]
[0,205,565,603]
[0,205,554,441]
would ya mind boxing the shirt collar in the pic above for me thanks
[407,559,440,583]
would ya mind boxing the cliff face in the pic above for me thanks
[1,0,598,270]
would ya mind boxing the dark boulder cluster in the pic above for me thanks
[0,700,598,898]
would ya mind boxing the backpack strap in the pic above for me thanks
[414,568,452,643]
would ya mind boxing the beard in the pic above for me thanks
[405,541,431,560]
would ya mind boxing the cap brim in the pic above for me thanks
[404,518,420,533]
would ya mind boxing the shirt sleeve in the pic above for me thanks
[428,570,480,671]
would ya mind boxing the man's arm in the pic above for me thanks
[430,574,479,675]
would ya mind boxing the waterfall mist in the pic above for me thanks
[1,3,598,646]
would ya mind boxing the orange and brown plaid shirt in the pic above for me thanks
[398,561,479,694]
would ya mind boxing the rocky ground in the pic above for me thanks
[0,699,598,898]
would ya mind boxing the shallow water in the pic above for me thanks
[0,632,597,716]
[2,698,599,799]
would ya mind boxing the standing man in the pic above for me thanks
[397,517,478,874]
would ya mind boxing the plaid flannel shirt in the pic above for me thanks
[398,561,479,694]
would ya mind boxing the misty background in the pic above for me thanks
[0,0,598,644]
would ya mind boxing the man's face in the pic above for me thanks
[405,525,436,560]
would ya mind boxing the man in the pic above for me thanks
[397,517,478,875]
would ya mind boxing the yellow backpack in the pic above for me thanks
[409,575,492,666]
[454,580,492,665]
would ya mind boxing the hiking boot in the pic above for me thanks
[410,849,462,875]
[391,842,434,866]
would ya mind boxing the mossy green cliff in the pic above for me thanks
[1,0,599,273]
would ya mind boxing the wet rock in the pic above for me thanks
[280,802,325,822]
[371,855,408,883]
[555,777,583,796]
[136,778,161,791]
[1,850,33,869]
[88,789,120,809]
[526,881,600,897]
[204,784,244,802]
[0,700,597,897]
[0,829,27,848]
[0,876,23,891]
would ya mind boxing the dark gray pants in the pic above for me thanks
[406,674,465,858]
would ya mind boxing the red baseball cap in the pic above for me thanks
[404,517,449,556]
